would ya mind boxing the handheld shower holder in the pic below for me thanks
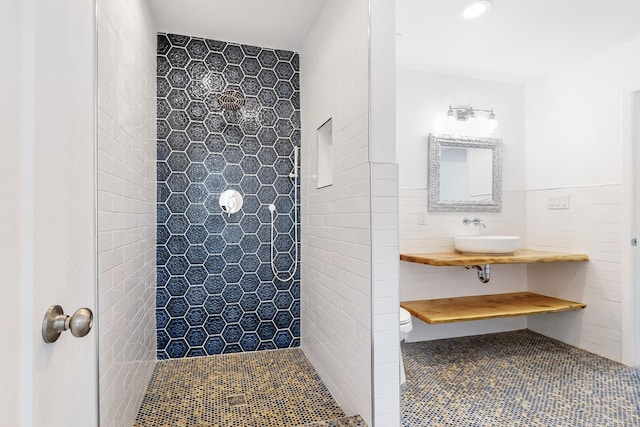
[288,146,299,179]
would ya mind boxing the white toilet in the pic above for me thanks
[400,307,413,384]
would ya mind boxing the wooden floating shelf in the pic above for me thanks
[400,249,589,267]
[401,292,586,325]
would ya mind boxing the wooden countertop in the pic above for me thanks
[400,249,589,266]
[401,292,587,324]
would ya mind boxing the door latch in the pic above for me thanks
[42,305,93,343]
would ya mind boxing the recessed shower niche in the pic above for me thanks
[316,118,333,188]
[156,33,301,359]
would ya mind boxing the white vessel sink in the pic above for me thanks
[454,236,521,255]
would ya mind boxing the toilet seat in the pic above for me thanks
[400,307,413,335]
[400,307,412,325]
[399,307,413,385]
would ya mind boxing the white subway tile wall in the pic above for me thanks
[526,185,623,361]
[399,184,626,363]
[399,189,528,253]
[399,189,528,341]
[300,0,372,424]
[97,0,157,425]
[522,38,640,364]
[372,163,401,426]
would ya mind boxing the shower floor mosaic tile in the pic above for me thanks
[301,415,367,426]
[402,329,640,427]
[134,348,359,427]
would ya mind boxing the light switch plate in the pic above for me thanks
[418,211,426,225]
[548,195,570,210]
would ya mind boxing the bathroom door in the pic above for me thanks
[635,90,640,365]
[0,0,99,425]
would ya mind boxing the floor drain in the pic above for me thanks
[227,394,247,408]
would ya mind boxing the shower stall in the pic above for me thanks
[154,33,302,359]
[4,0,398,425]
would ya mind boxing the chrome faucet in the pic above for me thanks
[463,217,486,231]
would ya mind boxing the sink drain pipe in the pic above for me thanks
[465,264,491,283]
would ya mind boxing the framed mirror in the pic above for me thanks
[428,134,502,212]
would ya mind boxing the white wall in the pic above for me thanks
[370,1,401,425]
[525,186,623,361]
[300,0,372,423]
[97,0,157,425]
[524,38,640,364]
[370,0,397,164]
[397,71,527,341]
[397,71,525,191]
[525,39,640,190]
[1,1,24,425]
[397,39,640,365]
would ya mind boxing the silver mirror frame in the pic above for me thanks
[428,133,502,212]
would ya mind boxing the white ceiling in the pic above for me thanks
[149,0,326,52]
[396,0,640,83]
[150,0,640,83]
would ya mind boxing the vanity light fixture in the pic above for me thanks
[447,105,496,123]
[461,0,493,20]
[488,109,497,129]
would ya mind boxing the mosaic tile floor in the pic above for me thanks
[402,329,640,427]
[134,348,363,427]
[302,416,367,427]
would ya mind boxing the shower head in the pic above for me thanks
[217,89,245,111]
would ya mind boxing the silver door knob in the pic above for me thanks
[42,305,93,343]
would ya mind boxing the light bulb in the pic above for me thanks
[488,109,497,129]
[447,106,455,121]
[461,1,493,20]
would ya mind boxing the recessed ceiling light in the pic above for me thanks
[461,0,493,20]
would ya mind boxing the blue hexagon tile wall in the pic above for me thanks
[156,33,300,359]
